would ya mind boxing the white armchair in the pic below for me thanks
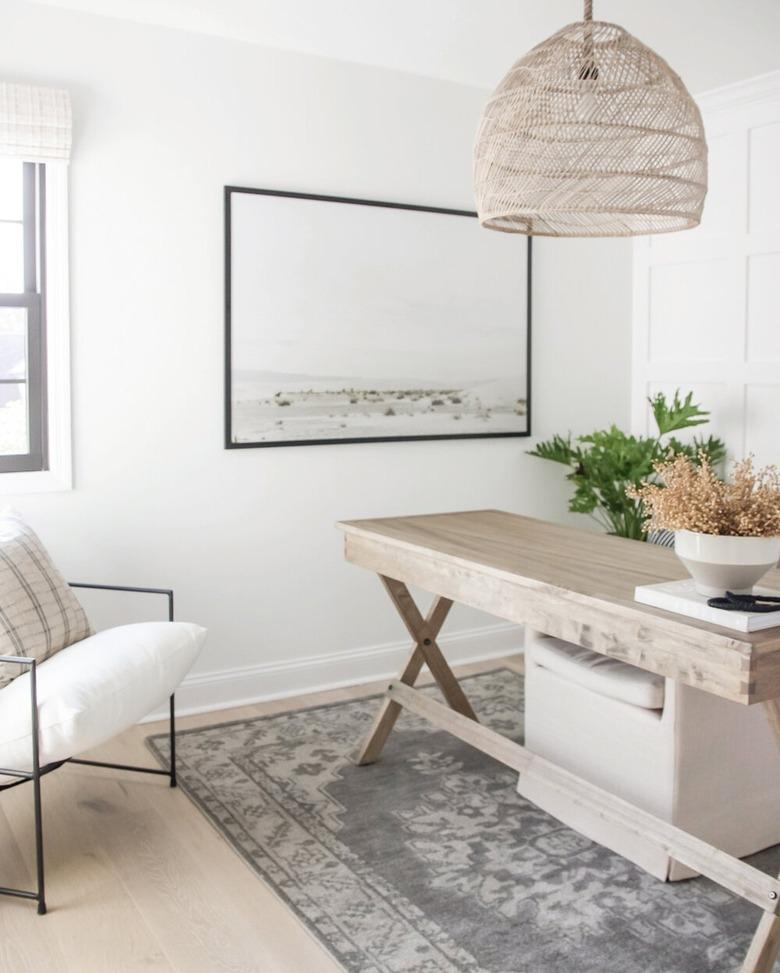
[0,583,205,913]
[519,627,780,881]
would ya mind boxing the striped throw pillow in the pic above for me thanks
[0,512,92,690]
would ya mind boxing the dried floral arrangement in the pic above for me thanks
[628,454,780,538]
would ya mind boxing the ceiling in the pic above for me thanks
[24,0,780,93]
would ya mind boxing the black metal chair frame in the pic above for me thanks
[0,583,178,915]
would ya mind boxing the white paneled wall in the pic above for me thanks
[632,71,780,466]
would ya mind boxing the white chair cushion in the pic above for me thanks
[0,621,205,773]
[527,630,665,710]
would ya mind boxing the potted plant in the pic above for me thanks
[629,454,780,596]
[529,391,725,540]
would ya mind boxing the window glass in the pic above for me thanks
[0,307,27,380]
[0,159,23,222]
[0,382,28,456]
[0,222,24,293]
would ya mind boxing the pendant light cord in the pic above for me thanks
[580,0,597,79]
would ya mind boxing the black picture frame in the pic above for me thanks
[224,186,532,449]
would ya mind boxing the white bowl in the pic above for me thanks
[674,530,780,597]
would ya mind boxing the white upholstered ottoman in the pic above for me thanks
[519,627,780,881]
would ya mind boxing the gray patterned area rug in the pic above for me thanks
[147,670,780,973]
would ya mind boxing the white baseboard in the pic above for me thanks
[142,621,524,723]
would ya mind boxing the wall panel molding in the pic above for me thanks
[632,70,780,467]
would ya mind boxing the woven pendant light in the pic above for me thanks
[473,0,708,236]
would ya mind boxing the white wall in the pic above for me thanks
[632,72,780,467]
[2,0,632,712]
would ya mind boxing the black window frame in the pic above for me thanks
[0,162,47,473]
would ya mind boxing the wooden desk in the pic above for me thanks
[337,510,780,973]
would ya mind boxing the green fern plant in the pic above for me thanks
[529,391,726,540]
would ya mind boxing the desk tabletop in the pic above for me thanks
[338,509,780,705]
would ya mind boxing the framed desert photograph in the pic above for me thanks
[224,187,531,448]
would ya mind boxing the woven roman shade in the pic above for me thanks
[0,82,72,162]
[473,9,707,237]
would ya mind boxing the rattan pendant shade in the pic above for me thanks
[474,3,708,236]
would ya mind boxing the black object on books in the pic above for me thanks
[707,591,780,613]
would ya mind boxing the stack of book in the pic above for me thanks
[634,578,780,632]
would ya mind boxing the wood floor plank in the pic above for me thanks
[70,773,333,973]
[0,808,71,973]
[1,773,172,972]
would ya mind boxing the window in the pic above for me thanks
[0,159,46,472]
[0,82,72,492]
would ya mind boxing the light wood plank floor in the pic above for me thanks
[0,655,522,973]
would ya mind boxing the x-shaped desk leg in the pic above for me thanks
[356,576,478,766]
[741,700,780,972]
